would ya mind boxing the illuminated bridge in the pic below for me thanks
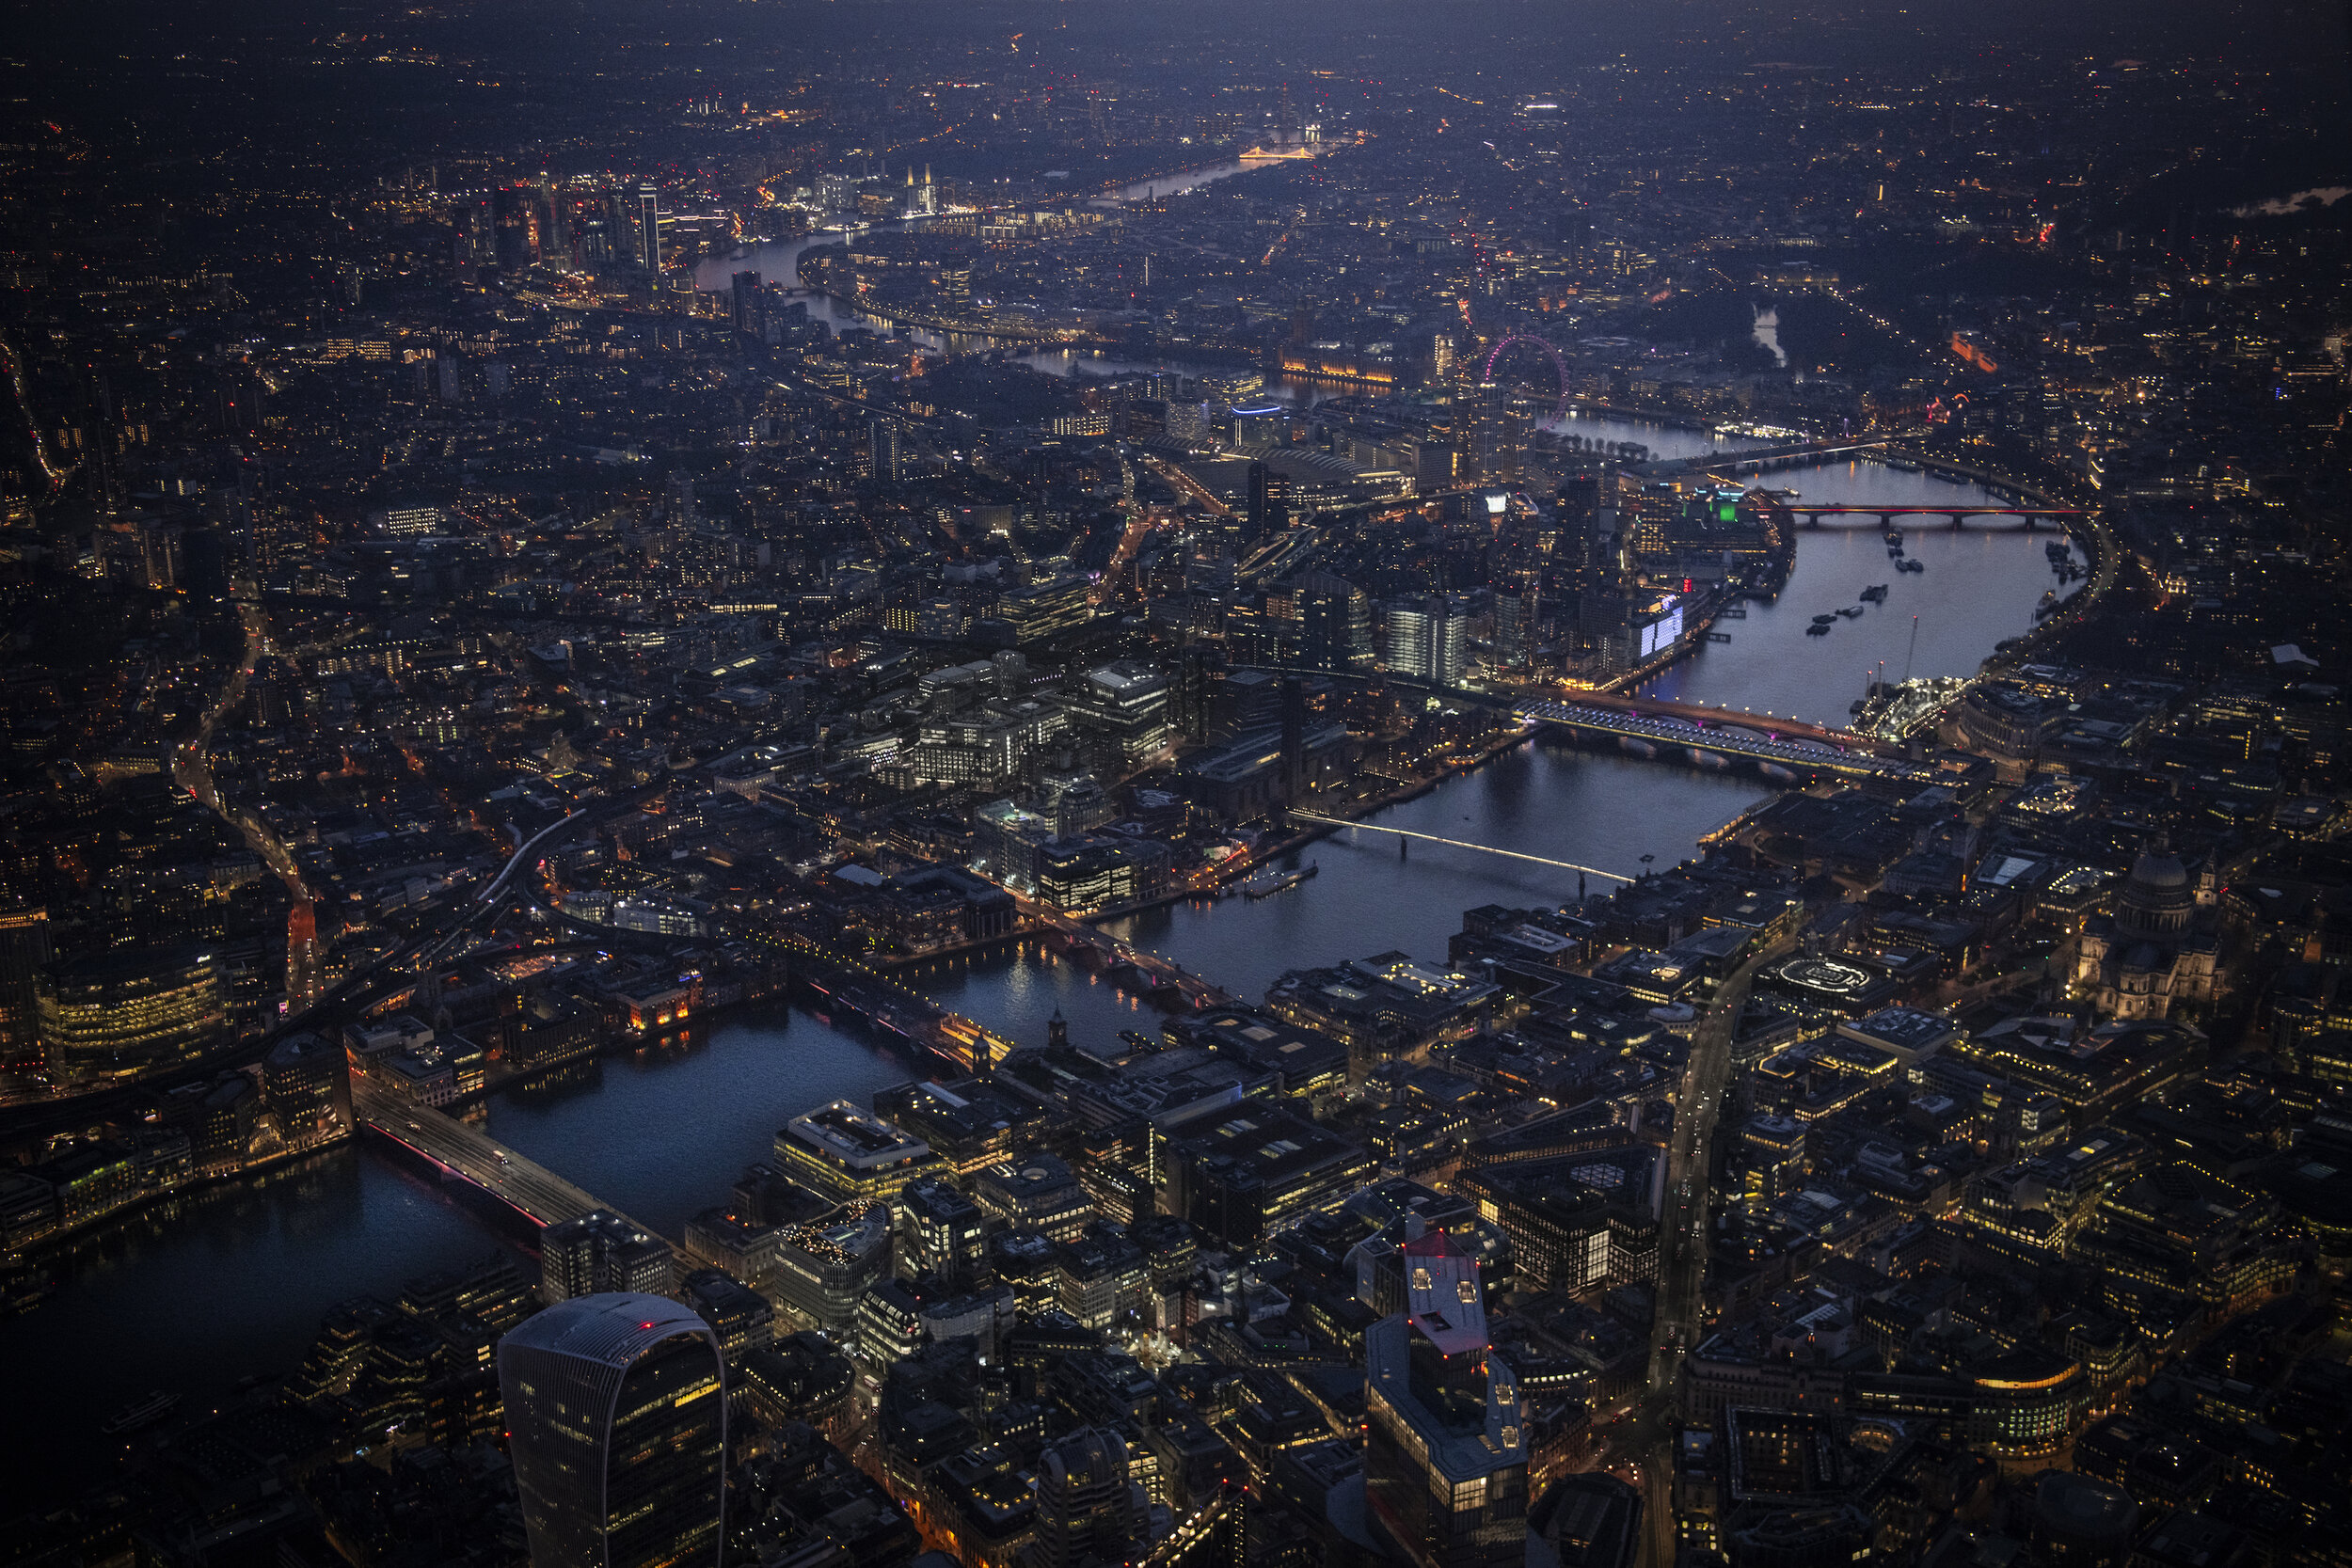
[354,1077,665,1240]
[1686,436,1895,473]
[1288,812,1632,883]
[1788,504,2090,530]
[1513,698,1936,785]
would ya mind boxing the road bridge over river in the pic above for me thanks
[1787,503,2090,529]
[354,1077,664,1241]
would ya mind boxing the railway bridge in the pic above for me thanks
[1514,697,1934,785]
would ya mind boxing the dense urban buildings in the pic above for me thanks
[1,3,2349,1568]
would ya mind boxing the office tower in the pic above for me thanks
[493,184,537,272]
[1466,383,1522,485]
[1492,593,1525,667]
[773,1101,939,1207]
[1293,571,1375,671]
[464,193,494,265]
[1062,659,1171,767]
[1383,595,1473,686]
[540,1210,675,1303]
[262,1030,352,1146]
[993,649,1030,698]
[0,909,53,1069]
[1364,1228,1528,1568]
[868,419,901,482]
[730,271,763,338]
[897,1175,988,1289]
[636,183,662,274]
[771,1203,893,1333]
[35,943,226,1084]
[1414,437,1459,495]
[536,169,567,264]
[1247,461,1290,540]
[1279,675,1306,805]
[1554,472,1621,585]
[1035,1428,1144,1568]
[500,1293,726,1568]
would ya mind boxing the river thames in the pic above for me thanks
[0,426,2075,1509]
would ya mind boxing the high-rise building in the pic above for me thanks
[0,909,53,1069]
[1491,594,1525,667]
[1383,594,1474,686]
[1035,1428,1145,1568]
[1279,675,1307,805]
[1061,659,1172,767]
[1293,571,1375,671]
[1465,383,1522,485]
[1247,461,1291,540]
[730,270,763,338]
[636,183,663,275]
[896,1175,988,1289]
[540,1210,675,1303]
[868,419,901,482]
[500,1293,727,1568]
[35,943,226,1084]
[1364,1228,1529,1568]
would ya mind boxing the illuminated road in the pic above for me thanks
[1287,811,1632,883]
[353,1076,663,1239]
[1620,942,1782,1567]
[475,803,594,906]
[174,599,326,903]
[1140,451,1234,518]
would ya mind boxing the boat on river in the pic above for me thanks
[1241,863,1318,899]
[103,1391,180,1434]
[1860,584,1889,603]
[1806,623,1833,637]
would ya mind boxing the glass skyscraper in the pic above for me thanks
[500,1292,727,1568]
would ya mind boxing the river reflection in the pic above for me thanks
[920,736,1767,1050]
[0,1007,909,1511]
[1639,460,2082,728]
